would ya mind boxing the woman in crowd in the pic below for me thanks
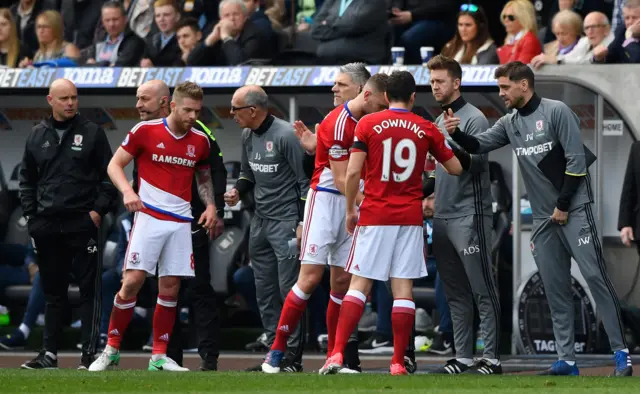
[496,0,542,64]
[440,4,498,65]
[0,8,28,67]
[19,10,79,67]
[531,9,583,69]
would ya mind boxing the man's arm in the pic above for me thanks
[461,115,491,175]
[108,147,136,195]
[281,128,311,222]
[209,139,227,217]
[234,129,255,197]
[221,28,262,65]
[618,142,639,230]
[114,35,145,67]
[92,127,118,217]
[448,117,510,154]
[345,151,366,212]
[195,166,215,206]
[423,172,435,198]
[18,135,38,218]
[553,103,587,212]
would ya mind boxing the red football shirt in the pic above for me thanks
[310,102,358,193]
[121,118,210,222]
[352,108,454,226]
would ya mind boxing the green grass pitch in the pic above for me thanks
[1,370,638,393]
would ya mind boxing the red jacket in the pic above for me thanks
[497,31,542,64]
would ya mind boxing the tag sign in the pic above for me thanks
[602,119,624,136]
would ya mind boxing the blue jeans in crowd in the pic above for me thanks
[0,264,29,297]
[394,20,454,65]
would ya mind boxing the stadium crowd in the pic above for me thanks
[0,0,638,69]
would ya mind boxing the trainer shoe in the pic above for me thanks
[537,360,579,376]
[319,353,343,375]
[21,350,58,370]
[428,331,453,356]
[463,359,503,375]
[148,356,189,371]
[78,352,95,370]
[390,363,408,376]
[358,332,393,354]
[343,341,362,372]
[404,350,417,374]
[280,351,303,373]
[89,349,120,371]
[432,358,470,375]
[199,359,218,371]
[261,350,284,373]
[245,333,270,352]
[414,335,433,352]
[317,334,328,353]
[613,350,633,376]
[0,329,26,350]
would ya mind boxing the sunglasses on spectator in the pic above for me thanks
[503,14,516,22]
[460,4,479,13]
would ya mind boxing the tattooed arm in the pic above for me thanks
[196,167,215,207]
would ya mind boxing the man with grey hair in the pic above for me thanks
[225,86,310,372]
[188,0,270,66]
[593,0,640,63]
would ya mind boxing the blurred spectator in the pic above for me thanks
[0,8,30,67]
[311,0,388,65]
[59,0,104,50]
[533,11,613,67]
[244,0,274,36]
[440,4,499,65]
[175,16,201,65]
[140,0,182,67]
[594,0,640,63]
[181,0,218,27]
[619,140,640,253]
[530,9,582,68]
[539,0,606,44]
[388,0,458,65]
[611,0,625,33]
[189,0,270,66]
[19,10,80,67]
[496,0,542,64]
[10,0,55,55]
[84,1,145,66]
[126,0,155,39]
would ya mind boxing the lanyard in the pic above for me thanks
[339,0,354,17]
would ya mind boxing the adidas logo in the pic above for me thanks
[354,264,360,271]
[156,142,165,149]
[278,325,289,333]
[159,333,170,342]
[109,329,120,336]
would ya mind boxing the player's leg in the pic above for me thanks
[320,226,392,375]
[388,225,427,376]
[147,219,196,372]
[447,215,502,374]
[529,219,578,376]
[561,203,631,376]
[90,213,164,371]
[431,218,475,374]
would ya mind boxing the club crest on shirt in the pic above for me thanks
[536,120,544,131]
[187,144,196,158]
[129,252,140,265]
[308,244,318,257]
[265,141,275,157]
[71,134,83,151]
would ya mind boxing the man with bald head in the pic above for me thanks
[225,85,310,372]
[19,78,117,370]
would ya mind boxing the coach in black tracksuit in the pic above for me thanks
[166,120,227,371]
[18,79,116,370]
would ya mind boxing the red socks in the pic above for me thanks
[152,295,177,355]
[271,285,310,352]
[332,290,366,356]
[391,299,415,365]
[326,291,344,355]
[106,294,136,350]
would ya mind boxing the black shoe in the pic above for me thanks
[613,350,633,377]
[463,359,503,375]
[343,341,362,372]
[432,358,470,374]
[245,333,270,352]
[358,332,393,354]
[21,350,58,370]
[78,352,95,370]
[428,332,453,355]
[200,359,218,371]
[280,350,303,373]
[245,362,264,372]
[404,350,417,374]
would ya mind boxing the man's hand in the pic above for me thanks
[219,19,237,40]
[346,209,358,235]
[89,210,101,228]
[123,190,144,212]
[550,207,568,225]
[296,223,303,248]
[530,53,555,69]
[443,108,461,134]
[205,23,222,46]
[86,58,96,65]
[293,120,318,154]
[198,205,217,238]
[593,45,608,61]
[213,214,225,240]
[224,188,240,206]
[621,226,635,247]
[140,58,153,67]
[630,20,640,38]
[390,7,412,25]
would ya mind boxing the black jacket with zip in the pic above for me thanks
[19,114,117,223]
